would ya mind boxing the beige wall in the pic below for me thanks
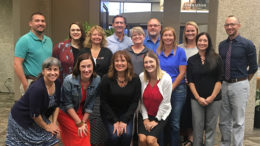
[0,0,14,93]
[51,0,90,45]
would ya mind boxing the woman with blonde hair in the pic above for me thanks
[100,50,141,146]
[157,27,187,146]
[138,51,172,146]
[79,25,112,146]
[179,21,199,145]
[125,26,149,75]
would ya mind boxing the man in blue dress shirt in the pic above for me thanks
[143,18,161,53]
[218,15,257,146]
[107,15,132,54]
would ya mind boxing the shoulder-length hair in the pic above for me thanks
[73,53,97,80]
[69,22,86,49]
[84,25,107,48]
[196,32,218,70]
[183,21,199,47]
[157,27,177,55]
[143,51,164,82]
[107,50,135,81]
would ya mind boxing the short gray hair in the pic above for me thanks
[42,57,61,70]
[130,26,145,37]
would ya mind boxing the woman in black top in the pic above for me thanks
[6,57,61,146]
[100,50,141,146]
[187,32,224,146]
[79,25,113,146]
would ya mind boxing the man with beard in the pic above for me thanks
[14,12,53,94]
[107,15,132,53]
[143,18,161,53]
[218,15,257,146]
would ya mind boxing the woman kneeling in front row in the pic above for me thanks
[138,51,172,146]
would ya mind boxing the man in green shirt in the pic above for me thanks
[14,12,52,94]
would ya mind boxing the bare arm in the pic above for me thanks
[172,65,186,91]
[33,114,60,135]
[67,108,81,125]
[52,107,60,124]
[14,57,28,90]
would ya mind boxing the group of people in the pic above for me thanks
[6,12,257,146]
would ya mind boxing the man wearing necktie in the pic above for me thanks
[218,15,258,146]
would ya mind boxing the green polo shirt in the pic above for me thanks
[14,31,53,77]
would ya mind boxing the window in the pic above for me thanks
[108,2,152,16]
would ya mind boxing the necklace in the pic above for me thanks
[116,78,127,87]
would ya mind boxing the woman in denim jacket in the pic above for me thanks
[58,53,101,146]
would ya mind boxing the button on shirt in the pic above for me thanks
[107,33,133,54]
[158,47,187,83]
[218,35,257,79]
[143,35,160,53]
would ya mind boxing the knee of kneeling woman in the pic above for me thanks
[138,134,147,143]
[147,136,157,145]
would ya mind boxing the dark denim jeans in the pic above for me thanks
[169,84,186,146]
[104,118,133,146]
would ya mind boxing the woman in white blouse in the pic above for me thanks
[138,51,172,146]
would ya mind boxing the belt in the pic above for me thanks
[26,75,37,80]
[225,77,248,83]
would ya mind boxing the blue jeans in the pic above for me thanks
[104,118,133,146]
[169,84,186,146]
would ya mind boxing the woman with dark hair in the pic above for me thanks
[79,25,112,146]
[157,27,187,146]
[100,50,141,146]
[187,32,224,146]
[53,22,86,83]
[6,57,61,145]
[138,51,172,146]
[58,53,101,146]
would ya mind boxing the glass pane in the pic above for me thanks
[124,3,151,13]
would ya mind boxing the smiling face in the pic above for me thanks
[131,32,145,45]
[224,17,240,39]
[70,24,82,41]
[91,29,103,45]
[147,19,161,38]
[184,24,197,41]
[80,59,93,80]
[112,17,126,34]
[114,55,128,72]
[197,34,208,52]
[29,14,46,34]
[144,56,157,74]
[162,30,175,46]
[42,65,59,83]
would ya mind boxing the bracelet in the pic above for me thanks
[75,121,84,127]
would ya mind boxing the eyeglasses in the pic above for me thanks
[132,33,143,38]
[148,24,160,28]
[224,23,239,27]
[71,29,81,32]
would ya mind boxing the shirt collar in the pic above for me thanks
[161,49,174,57]
[145,35,160,42]
[113,33,125,42]
[29,30,46,42]
[226,34,241,42]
